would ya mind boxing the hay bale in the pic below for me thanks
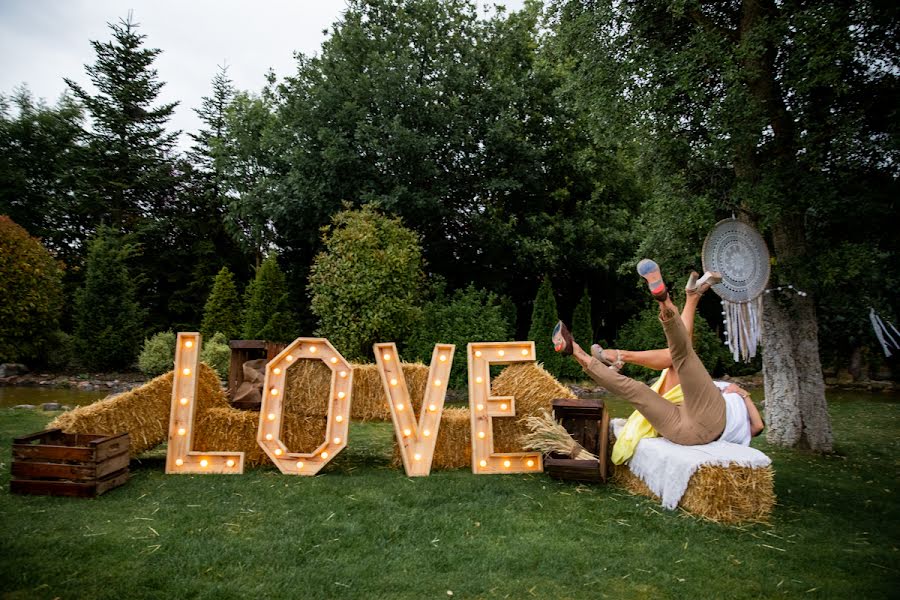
[282,359,332,417]
[491,362,576,453]
[349,362,429,421]
[612,462,775,524]
[195,408,327,467]
[49,364,228,455]
[392,407,472,470]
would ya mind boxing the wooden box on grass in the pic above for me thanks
[543,398,610,483]
[11,429,130,498]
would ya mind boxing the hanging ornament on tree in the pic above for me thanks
[702,218,771,362]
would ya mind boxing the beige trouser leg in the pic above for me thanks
[582,307,725,445]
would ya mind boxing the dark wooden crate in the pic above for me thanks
[543,398,610,483]
[10,429,130,498]
[227,340,286,408]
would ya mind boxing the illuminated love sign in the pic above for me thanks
[166,334,541,477]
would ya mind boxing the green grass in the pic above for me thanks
[1,392,898,599]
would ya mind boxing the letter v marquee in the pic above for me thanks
[374,342,454,476]
[468,341,542,474]
[257,338,353,475]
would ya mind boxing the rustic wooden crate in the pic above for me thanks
[10,429,130,498]
[543,398,610,483]
[228,340,286,409]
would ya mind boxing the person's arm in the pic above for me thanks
[725,383,765,436]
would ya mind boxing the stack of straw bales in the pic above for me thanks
[612,455,775,523]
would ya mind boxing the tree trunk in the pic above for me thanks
[761,223,833,452]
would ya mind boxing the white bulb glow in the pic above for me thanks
[182,368,191,376]
[397,403,404,411]
[336,415,343,422]
[309,346,317,353]
[286,354,294,362]
[475,350,482,357]
[337,391,346,399]
[179,397,188,406]
[175,458,183,466]
[526,459,535,468]
[503,460,511,468]
[330,357,338,364]
[439,354,447,362]
[273,367,282,375]
[321,451,329,459]
[476,404,484,411]
[383,353,392,361]
[521,349,529,356]
[434,379,441,386]
[476,376,483,384]
[267,413,276,421]
[333,437,341,444]
[265,433,273,441]
[390,378,398,386]
[403,428,412,437]
[296,461,304,469]
[498,350,505,357]
[226,459,235,467]
[414,453,422,461]
[479,459,487,467]
[270,388,279,396]
[423,429,431,437]
[478,431,486,439]
[428,404,437,412]
[177,427,186,436]
[500,403,508,410]
[200,459,209,468]
[184,340,193,348]
[339,370,348,378]
[274,448,283,456]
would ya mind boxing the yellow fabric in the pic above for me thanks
[610,368,684,465]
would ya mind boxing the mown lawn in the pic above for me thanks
[1,391,898,599]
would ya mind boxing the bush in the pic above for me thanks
[200,332,230,381]
[613,299,733,381]
[308,206,425,361]
[243,254,296,342]
[138,331,176,377]
[0,216,64,363]
[201,267,242,341]
[73,227,146,370]
[406,284,515,389]
[527,276,564,377]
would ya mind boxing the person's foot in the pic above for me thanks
[590,344,623,371]
[685,270,722,296]
[551,321,574,355]
[637,259,668,301]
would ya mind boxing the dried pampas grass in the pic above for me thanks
[521,409,597,460]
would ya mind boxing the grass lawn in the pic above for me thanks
[1,391,898,599]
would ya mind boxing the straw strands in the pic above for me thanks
[350,363,429,421]
[612,462,775,524]
[521,409,597,460]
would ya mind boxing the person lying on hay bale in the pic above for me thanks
[552,259,765,452]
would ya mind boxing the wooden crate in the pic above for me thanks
[543,398,610,483]
[227,340,286,409]
[11,429,130,498]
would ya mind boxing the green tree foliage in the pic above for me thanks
[201,267,242,341]
[138,330,176,377]
[527,276,564,377]
[0,216,64,363]
[73,227,146,370]
[407,284,515,389]
[0,90,84,268]
[199,332,230,381]
[308,206,425,361]
[562,287,593,379]
[242,254,296,342]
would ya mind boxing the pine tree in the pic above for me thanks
[201,267,242,341]
[563,287,593,380]
[64,13,179,233]
[189,64,234,200]
[73,227,146,370]
[527,276,563,378]
[243,254,296,342]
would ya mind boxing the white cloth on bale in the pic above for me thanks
[612,418,771,510]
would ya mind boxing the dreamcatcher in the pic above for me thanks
[701,219,771,362]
